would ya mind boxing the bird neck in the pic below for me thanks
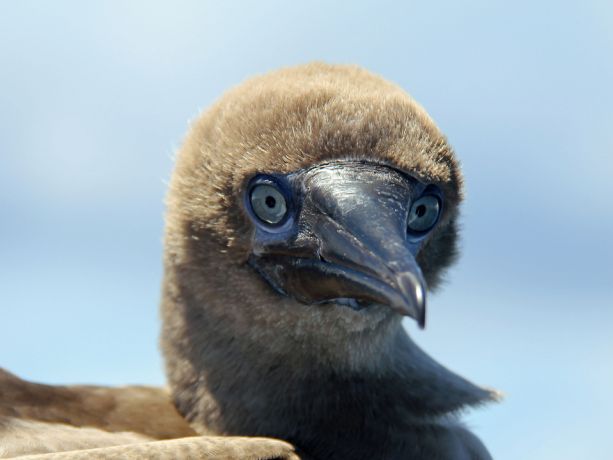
[161,238,495,453]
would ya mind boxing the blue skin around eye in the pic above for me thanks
[250,185,287,224]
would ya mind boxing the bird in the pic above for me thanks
[0,63,497,459]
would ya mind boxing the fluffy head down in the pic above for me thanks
[165,62,462,289]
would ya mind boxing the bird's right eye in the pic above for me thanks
[249,183,288,225]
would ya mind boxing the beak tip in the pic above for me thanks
[416,283,426,329]
[397,271,427,328]
[418,304,426,329]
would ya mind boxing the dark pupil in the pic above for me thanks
[265,195,277,208]
[415,204,426,218]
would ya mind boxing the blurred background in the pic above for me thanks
[1,1,611,459]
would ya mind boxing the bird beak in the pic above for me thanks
[249,163,431,328]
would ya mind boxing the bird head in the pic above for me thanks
[163,63,463,371]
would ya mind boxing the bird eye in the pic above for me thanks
[407,195,441,233]
[249,183,288,225]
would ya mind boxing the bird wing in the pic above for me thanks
[6,434,299,460]
[0,369,299,459]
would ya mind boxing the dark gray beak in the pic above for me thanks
[249,162,433,328]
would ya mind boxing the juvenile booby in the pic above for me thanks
[0,63,496,459]
[162,62,496,459]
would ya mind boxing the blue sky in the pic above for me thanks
[0,1,611,459]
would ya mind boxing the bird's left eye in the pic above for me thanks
[249,183,288,225]
[407,195,440,233]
